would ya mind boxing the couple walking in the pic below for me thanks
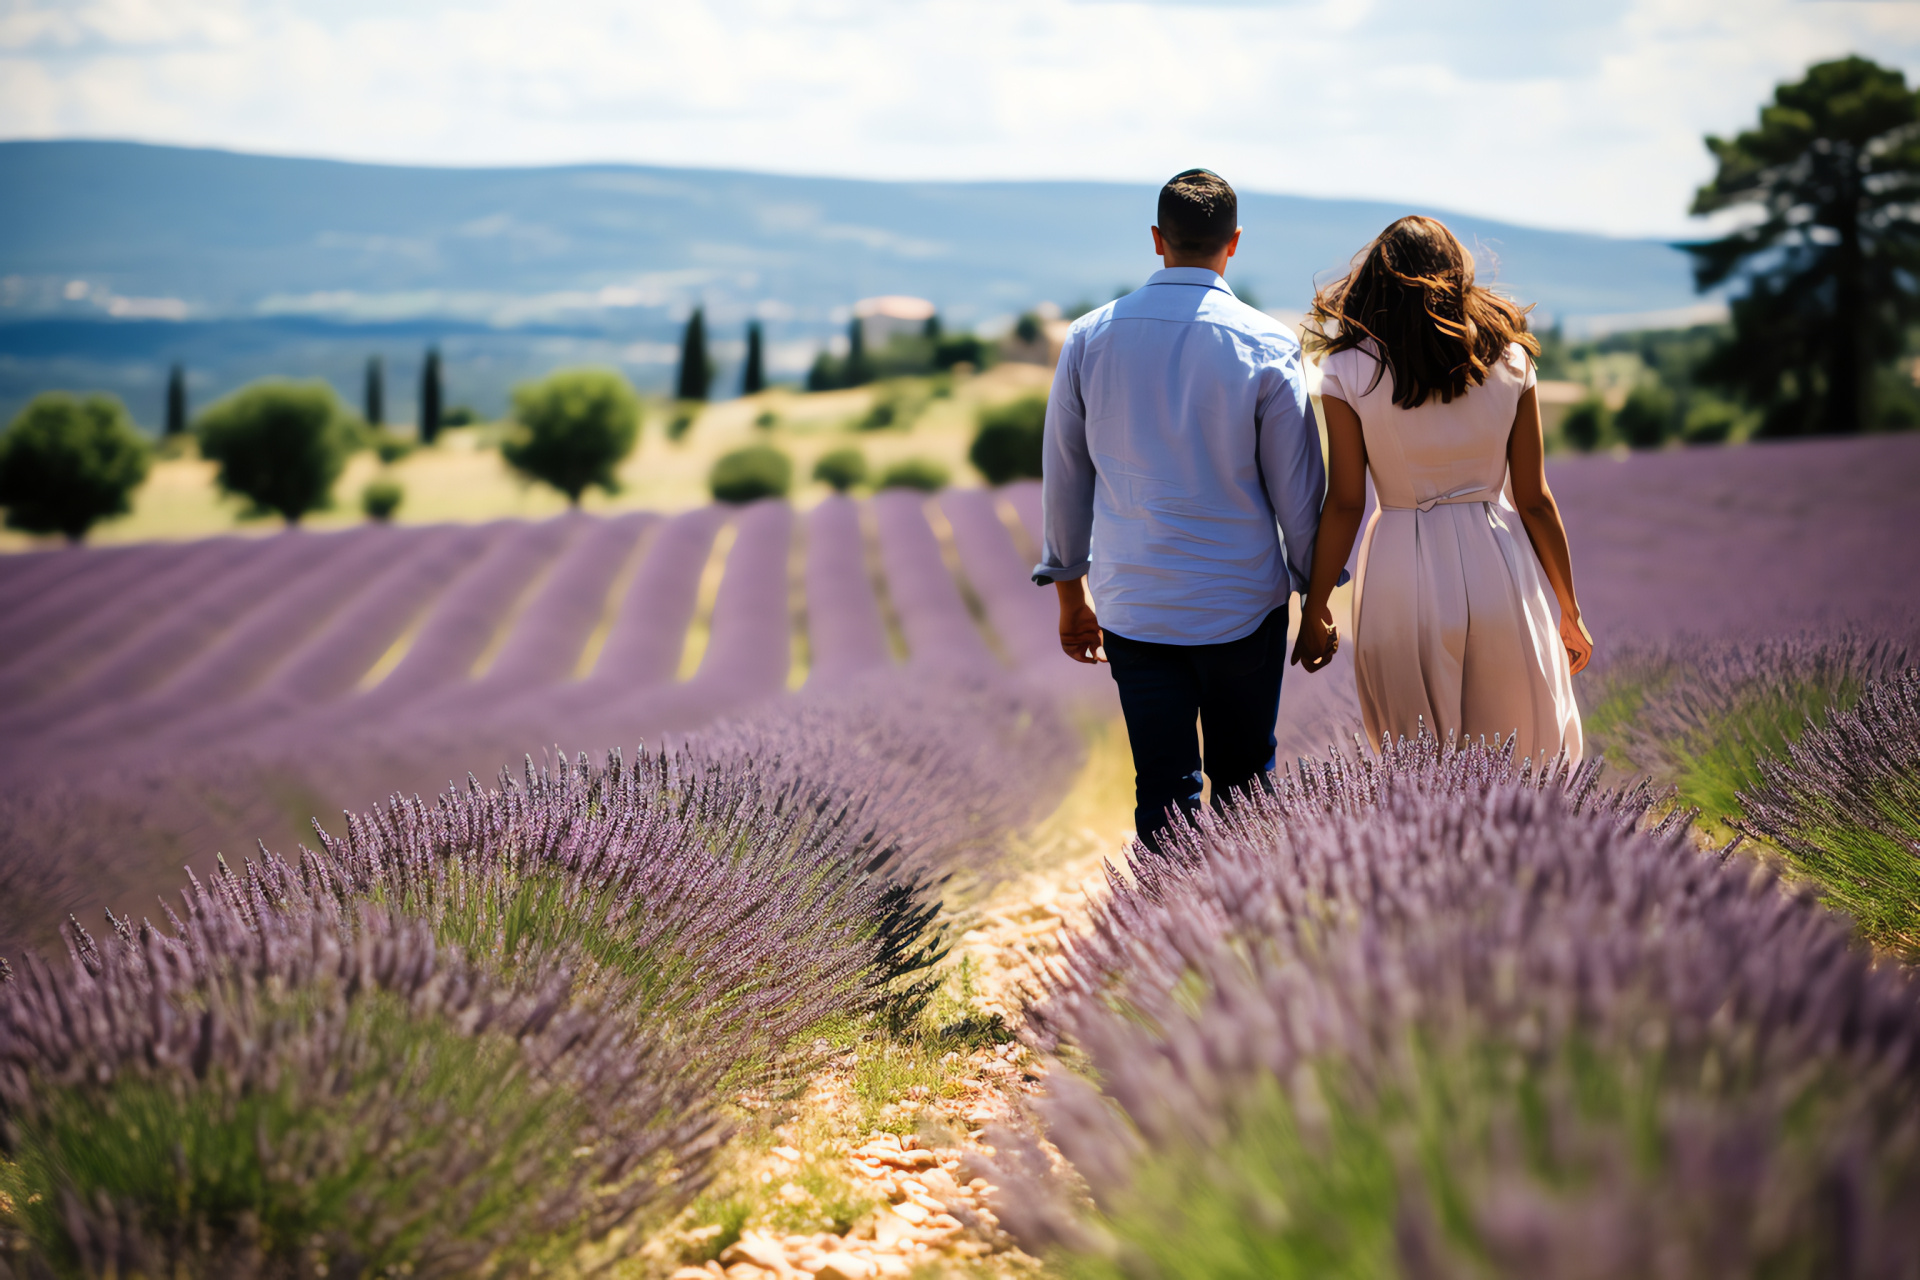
[1035,169,1593,849]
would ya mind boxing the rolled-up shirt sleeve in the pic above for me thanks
[1256,341,1334,595]
[1033,326,1094,584]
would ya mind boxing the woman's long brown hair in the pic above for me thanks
[1306,215,1539,409]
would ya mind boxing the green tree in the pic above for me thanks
[1682,398,1742,445]
[677,309,714,402]
[710,444,792,504]
[419,347,444,444]
[877,457,950,492]
[502,369,641,504]
[970,396,1047,484]
[1561,396,1609,452]
[807,351,841,392]
[1615,384,1676,449]
[933,334,988,371]
[364,356,384,426]
[742,321,766,396]
[812,447,868,493]
[0,393,150,542]
[164,363,187,437]
[361,477,403,521]
[196,380,352,524]
[1686,56,1920,435]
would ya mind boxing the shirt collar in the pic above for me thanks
[1146,266,1236,295]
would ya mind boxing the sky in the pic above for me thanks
[3,0,1919,239]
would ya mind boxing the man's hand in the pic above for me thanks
[1290,599,1339,674]
[1056,580,1106,664]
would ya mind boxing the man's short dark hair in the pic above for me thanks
[1157,169,1237,256]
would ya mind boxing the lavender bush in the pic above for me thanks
[0,866,718,1278]
[1738,667,1920,958]
[307,742,928,1073]
[281,671,1076,1073]
[1579,628,1913,833]
[1002,737,1920,1278]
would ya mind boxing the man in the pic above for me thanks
[1032,168,1338,850]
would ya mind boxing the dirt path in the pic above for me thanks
[645,722,1133,1279]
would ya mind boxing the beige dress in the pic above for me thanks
[1320,341,1582,763]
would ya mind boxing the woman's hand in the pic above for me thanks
[1561,611,1594,675]
[1290,599,1339,673]
[1056,581,1106,664]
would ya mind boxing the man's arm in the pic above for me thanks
[1255,341,1329,598]
[1031,327,1103,662]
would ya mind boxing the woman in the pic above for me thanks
[1290,215,1591,763]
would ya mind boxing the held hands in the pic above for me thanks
[1561,611,1595,675]
[1290,599,1339,674]
[1057,589,1106,664]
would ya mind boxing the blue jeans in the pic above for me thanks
[1103,605,1288,851]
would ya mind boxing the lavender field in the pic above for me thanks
[1,434,1918,1278]
[0,483,1108,955]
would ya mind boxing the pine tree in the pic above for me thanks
[419,347,443,444]
[364,356,385,427]
[742,321,766,396]
[164,363,187,437]
[1685,56,1920,434]
[677,309,713,402]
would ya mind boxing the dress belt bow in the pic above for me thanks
[1381,485,1503,513]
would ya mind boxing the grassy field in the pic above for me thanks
[0,364,1057,551]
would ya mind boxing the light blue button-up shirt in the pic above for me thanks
[1032,267,1329,645]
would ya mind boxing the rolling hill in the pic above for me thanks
[0,140,1704,425]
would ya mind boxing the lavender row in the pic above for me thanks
[997,736,1920,1277]
[0,862,718,1277]
[0,536,261,713]
[0,494,1074,949]
[0,528,365,747]
[0,653,1082,1270]
[1543,433,1920,641]
[803,496,892,686]
[873,489,998,676]
[449,511,651,695]
[41,523,415,752]
[1739,667,1920,959]
[0,540,197,671]
[1576,625,1915,835]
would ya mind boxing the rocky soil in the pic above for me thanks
[656,798,1122,1280]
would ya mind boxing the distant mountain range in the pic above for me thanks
[0,140,1708,426]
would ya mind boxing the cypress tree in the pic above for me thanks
[164,363,187,436]
[844,316,873,387]
[419,347,443,444]
[742,321,766,395]
[364,356,384,427]
[806,352,839,393]
[677,309,713,402]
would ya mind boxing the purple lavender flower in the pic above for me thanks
[0,862,717,1277]
[1002,736,1920,1278]
[1576,626,1913,832]
[1738,666,1920,958]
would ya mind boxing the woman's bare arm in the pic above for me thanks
[1507,385,1594,674]
[1291,394,1368,673]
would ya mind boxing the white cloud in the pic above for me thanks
[1,0,1916,235]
